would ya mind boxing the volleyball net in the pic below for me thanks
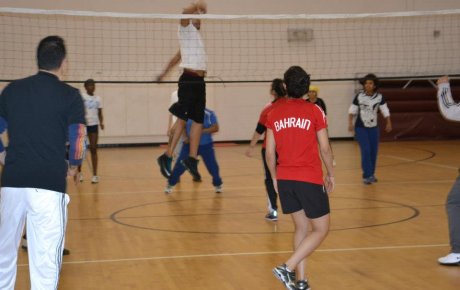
[0,7,459,83]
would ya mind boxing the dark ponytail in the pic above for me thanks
[271,78,286,99]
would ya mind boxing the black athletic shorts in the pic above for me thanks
[278,180,330,219]
[87,125,99,134]
[169,71,206,124]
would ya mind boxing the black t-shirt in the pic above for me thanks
[306,97,327,115]
[0,71,86,193]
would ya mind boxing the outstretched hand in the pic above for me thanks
[194,0,207,13]
[437,75,449,85]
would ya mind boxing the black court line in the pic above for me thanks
[228,146,436,178]
[109,195,420,235]
[93,145,437,181]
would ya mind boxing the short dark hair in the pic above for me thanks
[283,66,310,98]
[36,36,66,70]
[84,79,95,86]
[271,78,286,99]
[360,73,379,89]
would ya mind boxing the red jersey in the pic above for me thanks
[266,98,327,185]
[258,99,281,148]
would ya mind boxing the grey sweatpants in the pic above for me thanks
[447,174,460,253]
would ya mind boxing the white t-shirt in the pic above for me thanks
[178,23,207,71]
[437,83,460,122]
[81,92,103,126]
[348,92,390,128]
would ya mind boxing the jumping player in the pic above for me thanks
[157,0,208,182]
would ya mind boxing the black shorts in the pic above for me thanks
[87,125,99,134]
[278,180,330,219]
[169,72,206,124]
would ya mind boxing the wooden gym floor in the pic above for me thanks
[14,140,460,289]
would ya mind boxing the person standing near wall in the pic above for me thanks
[307,85,336,167]
[246,78,286,221]
[78,79,104,183]
[0,35,86,290]
[306,85,327,114]
[436,75,460,265]
[348,73,392,184]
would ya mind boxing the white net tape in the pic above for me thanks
[0,8,459,82]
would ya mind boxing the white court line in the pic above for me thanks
[338,179,453,186]
[68,185,268,196]
[383,154,459,170]
[17,243,448,267]
[71,154,457,196]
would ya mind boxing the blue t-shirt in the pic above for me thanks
[186,109,217,145]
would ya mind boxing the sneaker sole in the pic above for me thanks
[265,217,278,222]
[272,269,295,290]
[272,268,286,283]
[296,283,311,290]
[157,158,171,178]
[439,261,460,266]
[181,161,201,180]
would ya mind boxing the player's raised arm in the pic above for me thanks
[181,0,207,27]
[437,76,460,122]
[157,51,181,82]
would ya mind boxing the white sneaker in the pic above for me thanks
[91,176,99,184]
[215,185,223,193]
[78,173,84,182]
[164,184,174,194]
[438,253,460,265]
